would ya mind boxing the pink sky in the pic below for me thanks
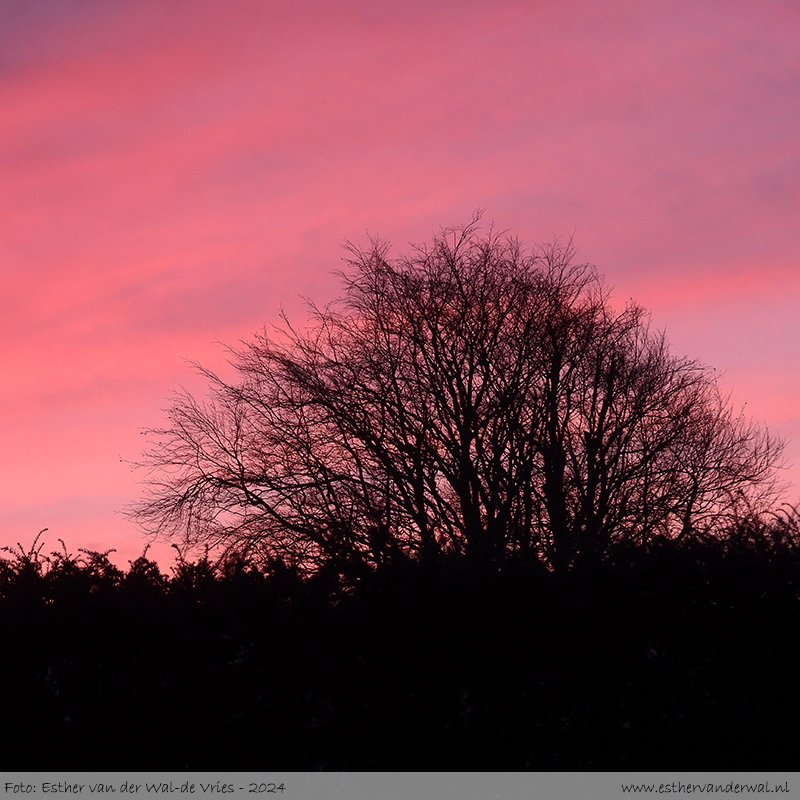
[2,0,799,569]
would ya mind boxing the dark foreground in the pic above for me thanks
[1,539,798,770]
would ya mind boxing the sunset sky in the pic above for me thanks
[2,0,799,568]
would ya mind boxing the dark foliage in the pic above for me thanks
[2,519,799,771]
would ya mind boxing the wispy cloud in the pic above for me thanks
[2,0,798,563]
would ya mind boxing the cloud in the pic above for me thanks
[2,0,799,561]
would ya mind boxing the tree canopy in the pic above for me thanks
[130,219,785,574]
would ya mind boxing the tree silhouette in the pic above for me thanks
[130,217,784,574]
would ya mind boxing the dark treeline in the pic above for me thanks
[2,515,800,771]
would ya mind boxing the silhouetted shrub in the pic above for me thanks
[1,524,798,770]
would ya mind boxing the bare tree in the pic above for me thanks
[129,218,785,574]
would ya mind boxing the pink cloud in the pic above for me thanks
[2,0,799,566]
